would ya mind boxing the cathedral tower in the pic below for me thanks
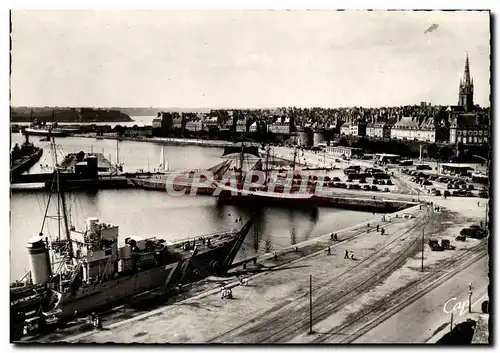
[458,53,474,112]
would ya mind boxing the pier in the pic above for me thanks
[45,196,487,344]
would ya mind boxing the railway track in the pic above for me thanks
[208,208,432,343]
[313,245,487,343]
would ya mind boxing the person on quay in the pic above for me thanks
[344,249,349,259]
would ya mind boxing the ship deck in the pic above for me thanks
[59,152,119,174]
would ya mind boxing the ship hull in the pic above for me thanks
[52,261,182,319]
[24,128,70,137]
[10,148,43,180]
[49,227,250,319]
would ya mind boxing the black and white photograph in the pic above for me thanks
[8,8,491,344]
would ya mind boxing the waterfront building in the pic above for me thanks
[366,122,376,138]
[324,146,363,159]
[235,117,248,133]
[268,116,293,135]
[373,122,392,139]
[390,116,435,142]
[185,120,203,132]
[340,122,351,136]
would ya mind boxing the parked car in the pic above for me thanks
[384,187,390,192]
[423,180,432,186]
[372,179,379,185]
[443,190,451,197]
[468,184,475,190]
[378,180,385,185]
[371,185,378,191]
[433,190,442,196]
[359,177,366,184]
[332,176,340,182]
[363,185,371,191]
[386,180,393,185]
[428,239,444,251]
[460,227,487,239]
[479,191,489,198]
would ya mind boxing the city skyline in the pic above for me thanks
[10,10,490,108]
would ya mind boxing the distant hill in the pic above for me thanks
[10,107,133,123]
[10,107,217,122]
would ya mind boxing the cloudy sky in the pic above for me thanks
[10,10,490,108]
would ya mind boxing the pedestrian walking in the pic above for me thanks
[478,201,480,207]
[349,251,355,260]
[344,250,349,259]
[381,228,385,235]
[334,233,338,241]
[327,247,331,255]
[376,224,380,232]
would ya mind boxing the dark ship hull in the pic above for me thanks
[41,216,253,321]
[10,148,43,180]
[24,128,70,137]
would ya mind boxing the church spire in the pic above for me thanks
[463,52,471,86]
[458,52,474,112]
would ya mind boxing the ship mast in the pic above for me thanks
[292,147,297,174]
[116,138,120,167]
[265,145,270,186]
[42,137,73,260]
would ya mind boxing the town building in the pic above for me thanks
[340,122,351,136]
[235,117,248,133]
[268,116,294,135]
[448,53,490,145]
[185,120,203,132]
[366,122,376,138]
[373,122,392,139]
[324,146,363,159]
[390,116,435,142]
[340,121,366,137]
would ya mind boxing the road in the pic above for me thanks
[352,252,488,343]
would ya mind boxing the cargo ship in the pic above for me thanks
[10,141,254,339]
[216,146,320,210]
[129,160,232,195]
[10,134,43,180]
[24,120,77,138]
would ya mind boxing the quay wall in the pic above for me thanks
[77,134,260,148]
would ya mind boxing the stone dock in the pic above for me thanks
[28,194,486,344]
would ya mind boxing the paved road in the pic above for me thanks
[352,254,489,343]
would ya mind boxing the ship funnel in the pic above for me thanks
[26,237,52,284]
[87,217,99,232]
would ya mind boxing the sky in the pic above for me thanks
[10,10,491,108]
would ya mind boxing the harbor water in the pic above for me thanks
[10,125,372,281]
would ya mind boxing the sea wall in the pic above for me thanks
[312,195,417,213]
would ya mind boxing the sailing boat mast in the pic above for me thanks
[116,139,120,166]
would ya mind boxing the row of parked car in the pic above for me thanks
[328,182,391,192]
